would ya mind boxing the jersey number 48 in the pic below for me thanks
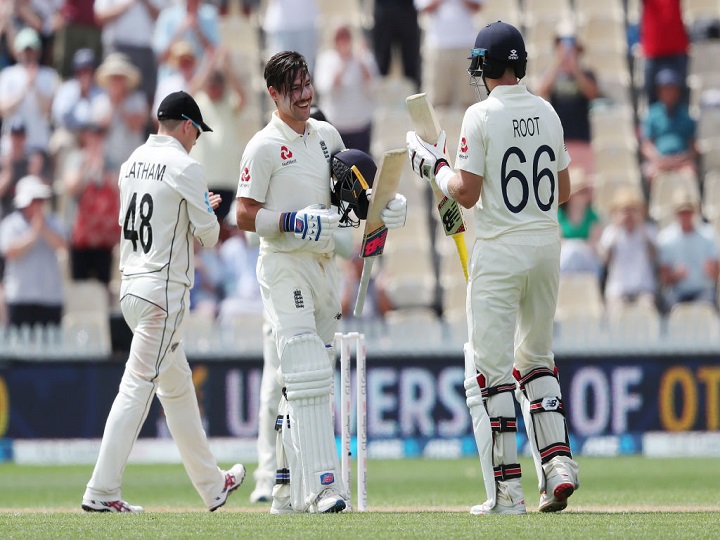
[123,192,154,253]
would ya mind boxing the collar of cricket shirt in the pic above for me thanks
[271,111,316,142]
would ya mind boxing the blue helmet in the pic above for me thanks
[468,21,527,80]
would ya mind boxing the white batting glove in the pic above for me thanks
[406,130,449,183]
[281,205,340,242]
[380,193,407,229]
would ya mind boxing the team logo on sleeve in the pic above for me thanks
[240,167,250,183]
[459,136,469,160]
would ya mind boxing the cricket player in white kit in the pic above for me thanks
[82,91,245,513]
[406,21,580,515]
[236,51,407,514]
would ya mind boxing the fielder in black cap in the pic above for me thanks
[81,88,245,515]
[157,90,213,134]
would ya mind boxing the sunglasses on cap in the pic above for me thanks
[182,114,202,140]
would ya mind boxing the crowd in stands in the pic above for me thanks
[0,0,719,350]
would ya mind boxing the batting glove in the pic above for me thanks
[281,205,340,242]
[406,130,449,183]
[380,193,408,229]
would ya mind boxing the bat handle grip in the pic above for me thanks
[353,258,375,318]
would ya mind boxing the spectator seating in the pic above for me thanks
[666,301,720,347]
[607,302,662,347]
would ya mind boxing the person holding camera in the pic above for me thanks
[535,26,599,176]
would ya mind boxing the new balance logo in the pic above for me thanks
[542,397,560,410]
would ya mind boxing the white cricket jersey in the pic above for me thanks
[118,134,219,288]
[236,113,344,254]
[456,85,571,241]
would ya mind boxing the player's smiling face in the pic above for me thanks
[275,71,313,133]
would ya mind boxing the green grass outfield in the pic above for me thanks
[1,456,719,539]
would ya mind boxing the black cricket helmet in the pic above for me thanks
[468,21,527,80]
[331,149,377,228]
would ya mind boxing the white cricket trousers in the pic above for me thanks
[84,278,224,507]
[468,235,561,386]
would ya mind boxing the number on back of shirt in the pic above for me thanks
[123,192,154,253]
[501,145,556,213]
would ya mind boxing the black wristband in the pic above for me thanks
[434,158,449,176]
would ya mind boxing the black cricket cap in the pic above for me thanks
[157,90,212,132]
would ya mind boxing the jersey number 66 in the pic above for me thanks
[501,145,556,214]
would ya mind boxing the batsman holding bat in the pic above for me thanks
[82,91,245,513]
[235,51,407,514]
[406,21,579,515]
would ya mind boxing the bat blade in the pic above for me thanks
[406,92,443,144]
[353,148,406,317]
[406,92,469,281]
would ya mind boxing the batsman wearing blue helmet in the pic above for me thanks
[406,21,580,515]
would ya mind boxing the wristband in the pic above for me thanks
[280,211,297,233]
[434,158,449,175]
[255,208,282,237]
[435,162,454,199]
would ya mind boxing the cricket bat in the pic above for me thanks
[353,148,406,317]
[406,93,469,281]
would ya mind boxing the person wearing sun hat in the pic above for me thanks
[151,40,204,127]
[657,189,719,312]
[0,175,67,329]
[91,53,148,170]
[0,27,60,156]
[598,186,658,315]
[152,0,220,87]
[94,0,165,106]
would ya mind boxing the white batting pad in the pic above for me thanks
[280,334,343,511]
[463,343,496,507]
[485,390,523,506]
[517,370,579,492]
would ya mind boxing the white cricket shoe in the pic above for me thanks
[82,499,144,513]
[470,499,526,515]
[209,463,246,512]
[311,488,347,514]
[539,472,575,513]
